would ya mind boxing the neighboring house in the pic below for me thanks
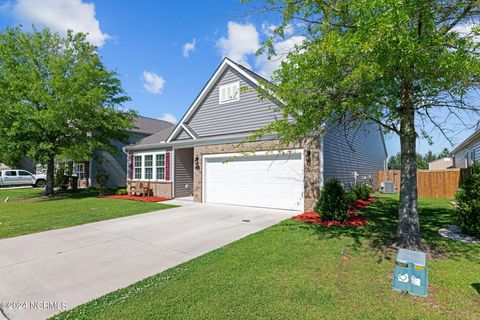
[124,58,387,211]
[85,116,174,187]
[452,129,480,168]
[13,116,173,188]
[428,157,453,170]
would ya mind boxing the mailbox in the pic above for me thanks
[392,248,428,297]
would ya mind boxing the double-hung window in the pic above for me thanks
[134,155,142,179]
[74,163,85,179]
[219,81,240,104]
[156,154,165,180]
[144,155,153,179]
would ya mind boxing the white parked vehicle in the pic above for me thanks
[0,170,47,188]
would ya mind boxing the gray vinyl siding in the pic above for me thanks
[179,67,281,139]
[453,137,480,168]
[174,129,192,140]
[174,148,194,197]
[91,133,148,187]
[322,123,387,188]
[19,157,35,173]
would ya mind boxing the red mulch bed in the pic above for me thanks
[97,195,171,202]
[292,198,375,227]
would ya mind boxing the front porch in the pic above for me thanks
[126,147,194,199]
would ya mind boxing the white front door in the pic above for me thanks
[203,151,304,210]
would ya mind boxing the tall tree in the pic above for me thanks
[424,150,438,165]
[0,27,135,195]
[246,0,480,248]
[388,153,402,170]
[439,148,452,158]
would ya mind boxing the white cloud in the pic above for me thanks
[255,35,306,78]
[159,113,177,124]
[182,38,196,58]
[8,0,110,47]
[142,71,165,95]
[261,22,295,37]
[451,22,480,42]
[216,21,260,68]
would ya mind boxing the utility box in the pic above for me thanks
[392,248,428,297]
[381,181,396,194]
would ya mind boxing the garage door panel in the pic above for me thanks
[204,152,304,210]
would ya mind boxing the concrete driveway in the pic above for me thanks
[0,200,294,320]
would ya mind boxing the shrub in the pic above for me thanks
[352,183,373,201]
[116,188,128,195]
[316,178,349,221]
[95,168,109,196]
[346,191,357,204]
[54,164,69,190]
[454,163,480,238]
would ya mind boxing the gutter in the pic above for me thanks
[124,133,276,151]
[452,130,480,154]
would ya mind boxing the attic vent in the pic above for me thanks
[219,81,240,104]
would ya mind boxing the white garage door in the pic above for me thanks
[203,151,304,210]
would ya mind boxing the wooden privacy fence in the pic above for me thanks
[378,169,467,198]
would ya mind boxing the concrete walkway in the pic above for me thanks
[0,202,294,320]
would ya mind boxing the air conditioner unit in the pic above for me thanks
[381,181,396,194]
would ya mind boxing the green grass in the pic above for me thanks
[53,195,480,320]
[0,188,176,239]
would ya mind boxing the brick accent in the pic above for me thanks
[127,180,173,198]
[193,138,320,211]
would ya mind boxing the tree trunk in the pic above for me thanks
[397,79,421,249]
[45,156,55,196]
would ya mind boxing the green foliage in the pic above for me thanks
[439,148,452,159]
[388,150,452,170]
[352,183,373,201]
[346,191,357,204]
[116,188,128,196]
[316,178,349,221]
[95,168,109,196]
[251,1,480,145]
[387,153,402,170]
[454,163,480,238]
[0,27,136,193]
[54,164,69,190]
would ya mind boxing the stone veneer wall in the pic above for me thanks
[193,138,320,211]
[127,180,173,198]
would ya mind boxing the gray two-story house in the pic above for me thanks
[452,127,480,168]
[124,58,387,211]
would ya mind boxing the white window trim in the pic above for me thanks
[134,155,143,180]
[74,163,85,179]
[219,81,240,104]
[155,153,166,180]
[131,151,171,182]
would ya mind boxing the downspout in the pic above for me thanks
[88,159,93,187]
[122,146,129,188]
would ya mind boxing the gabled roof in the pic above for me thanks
[129,126,175,148]
[166,57,272,143]
[452,129,480,153]
[130,116,173,135]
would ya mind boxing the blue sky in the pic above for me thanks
[0,0,476,156]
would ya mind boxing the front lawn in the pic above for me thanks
[0,188,176,239]
[54,195,480,320]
